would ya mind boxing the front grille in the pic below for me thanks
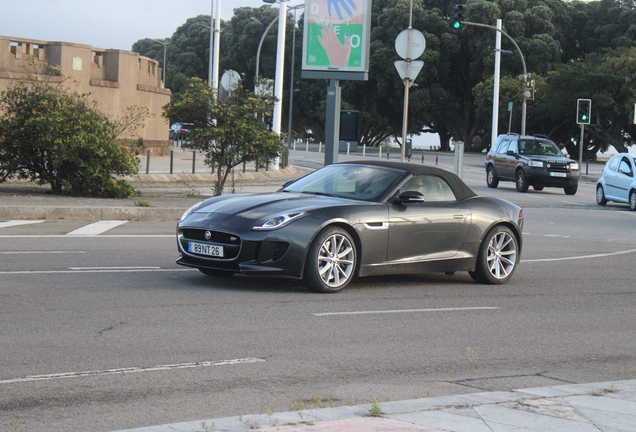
[180,229,242,260]
[181,229,241,245]
[546,162,570,172]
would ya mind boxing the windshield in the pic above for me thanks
[282,164,405,202]
[519,140,562,156]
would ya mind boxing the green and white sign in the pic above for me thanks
[302,0,371,80]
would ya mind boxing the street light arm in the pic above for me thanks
[461,21,527,79]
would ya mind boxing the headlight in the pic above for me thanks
[179,201,204,222]
[570,162,579,170]
[528,160,544,168]
[252,212,305,230]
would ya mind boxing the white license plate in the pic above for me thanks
[189,242,223,257]
[550,172,567,177]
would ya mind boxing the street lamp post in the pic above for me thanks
[284,7,300,167]
[152,39,170,88]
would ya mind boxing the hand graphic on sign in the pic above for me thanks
[327,0,357,20]
[317,23,352,67]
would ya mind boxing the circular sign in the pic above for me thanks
[221,70,240,91]
[395,29,426,60]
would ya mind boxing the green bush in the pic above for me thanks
[0,66,145,198]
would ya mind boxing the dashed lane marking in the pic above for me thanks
[66,220,128,235]
[0,358,266,384]
[0,220,45,228]
[312,307,500,317]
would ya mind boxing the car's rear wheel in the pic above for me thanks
[199,268,234,277]
[630,190,636,211]
[515,170,529,192]
[564,184,578,195]
[486,166,499,188]
[304,227,356,293]
[469,226,519,285]
[596,185,607,205]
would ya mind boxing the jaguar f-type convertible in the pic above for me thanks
[177,160,524,293]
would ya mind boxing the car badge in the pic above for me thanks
[230,236,238,242]
[204,231,212,240]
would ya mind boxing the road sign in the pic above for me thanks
[394,60,424,82]
[395,29,426,60]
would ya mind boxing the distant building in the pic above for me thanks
[0,35,171,150]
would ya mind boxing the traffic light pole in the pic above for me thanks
[461,21,528,135]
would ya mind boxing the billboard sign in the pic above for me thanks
[302,0,372,81]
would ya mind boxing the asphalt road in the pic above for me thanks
[1,158,635,432]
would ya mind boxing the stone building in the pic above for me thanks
[0,35,171,151]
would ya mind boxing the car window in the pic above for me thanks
[507,140,518,154]
[284,164,404,202]
[401,175,456,202]
[608,156,619,172]
[496,139,510,154]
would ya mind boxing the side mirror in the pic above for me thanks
[506,150,518,156]
[393,190,425,204]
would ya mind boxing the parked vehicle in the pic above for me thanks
[485,133,580,195]
[596,153,636,210]
[169,122,193,140]
[176,160,524,293]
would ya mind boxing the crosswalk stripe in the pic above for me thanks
[0,220,45,228]
[66,220,128,236]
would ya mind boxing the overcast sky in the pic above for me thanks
[3,0,276,51]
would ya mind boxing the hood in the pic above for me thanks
[192,192,361,220]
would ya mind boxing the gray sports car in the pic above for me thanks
[176,160,524,293]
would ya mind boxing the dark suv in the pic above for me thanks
[485,133,580,195]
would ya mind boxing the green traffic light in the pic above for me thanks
[581,115,588,121]
[453,21,462,29]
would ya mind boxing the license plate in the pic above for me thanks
[189,242,223,257]
[550,172,567,177]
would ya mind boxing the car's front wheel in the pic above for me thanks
[596,185,607,205]
[515,170,529,192]
[486,166,499,188]
[630,190,636,211]
[469,226,519,285]
[564,184,578,195]
[304,227,357,293]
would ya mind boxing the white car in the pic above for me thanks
[596,153,636,210]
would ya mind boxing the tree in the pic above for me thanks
[0,63,145,198]
[162,78,284,196]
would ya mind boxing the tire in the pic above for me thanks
[199,268,234,277]
[533,185,544,191]
[486,166,499,188]
[596,185,607,206]
[564,184,578,195]
[304,227,357,293]
[630,190,636,211]
[469,226,519,285]
[515,170,529,192]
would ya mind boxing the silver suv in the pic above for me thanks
[485,134,580,195]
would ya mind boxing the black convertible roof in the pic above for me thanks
[337,159,477,201]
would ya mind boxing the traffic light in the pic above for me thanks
[452,4,464,29]
[577,99,591,124]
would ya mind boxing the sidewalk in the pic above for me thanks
[0,150,604,221]
[113,379,636,432]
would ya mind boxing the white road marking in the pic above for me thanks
[68,266,160,270]
[562,200,586,205]
[0,268,194,275]
[312,307,499,317]
[545,234,570,238]
[522,247,636,262]
[0,358,266,384]
[0,234,172,238]
[66,220,128,236]
[0,251,86,254]
[0,220,45,228]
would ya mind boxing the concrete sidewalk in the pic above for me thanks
[0,150,604,221]
[113,379,636,432]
